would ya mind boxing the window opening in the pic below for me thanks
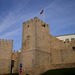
[41,24,45,27]
[27,25,29,28]
[72,47,75,50]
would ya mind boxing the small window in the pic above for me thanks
[41,24,45,27]
[64,42,65,43]
[72,47,75,50]
[26,35,30,38]
[26,35,30,40]
[27,25,29,28]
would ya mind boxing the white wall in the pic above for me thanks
[56,34,75,41]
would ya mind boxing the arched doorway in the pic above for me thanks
[11,60,14,73]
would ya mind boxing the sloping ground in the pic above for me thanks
[40,68,75,75]
[5,73,18,75]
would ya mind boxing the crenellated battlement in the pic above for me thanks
[63,38,75,43]
[0,38,13,74]
[0,39,13,43]
[23,17,49,28]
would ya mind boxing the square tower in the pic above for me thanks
[21,17,50,75]
[0,39,13,74]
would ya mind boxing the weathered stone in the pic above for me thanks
[19,17,75,75]
[1,17,75,75]
[0,40,13,74]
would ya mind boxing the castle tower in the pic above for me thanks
[21,17,50,75]
[0,39,13,74]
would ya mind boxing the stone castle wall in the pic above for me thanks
[1,17,75,75]
[21,17,51,75]
[12,51,21,73]
[20,17,75,75]
[49,34,75,69]
[0,39,13,74]
[4,17,73,75]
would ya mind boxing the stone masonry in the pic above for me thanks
[0,17,75,75]
[21,17,50,75]
[0,39,13,75]
[19,17,75,75]
[12,50,21,73]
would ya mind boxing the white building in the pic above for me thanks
[56,34,75,41]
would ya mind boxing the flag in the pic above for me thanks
[40,10,44,14]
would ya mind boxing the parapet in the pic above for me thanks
[60,40,64,42]
[63,38,75,44]
[12,50,15,53]
[34,17,38,20]
[71,38,75,41]
[0,39,13,43]
[23,17,49,27]
[65,39,69,43]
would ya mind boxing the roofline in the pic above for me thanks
[55,33,75,37]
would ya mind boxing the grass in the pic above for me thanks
[40,68,75,75]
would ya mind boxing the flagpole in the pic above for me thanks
[40,9,45,22]
[43,9,45,22]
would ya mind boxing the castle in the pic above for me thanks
[0,17,75,75]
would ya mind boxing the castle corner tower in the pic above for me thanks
[21,17,50,75]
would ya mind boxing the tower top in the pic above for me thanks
[23,17,49,27]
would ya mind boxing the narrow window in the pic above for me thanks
[64,42,65,43]
[72,47,75,50]
[26,35,30,39]
[27,25,29,28]
[41,24,45,27]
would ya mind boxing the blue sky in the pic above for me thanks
[0,0,75,51]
